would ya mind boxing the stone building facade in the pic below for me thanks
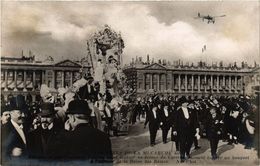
[1,56,90,101]
[123,56,260,97]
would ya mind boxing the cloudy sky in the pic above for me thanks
[1,1,259,65]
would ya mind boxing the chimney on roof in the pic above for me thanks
[219,61,223,67]
[234,62,237,68]
[147,54,150,64]
[241,61,244,68]
[162,59,166,65]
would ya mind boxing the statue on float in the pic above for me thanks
[85,25,126,98]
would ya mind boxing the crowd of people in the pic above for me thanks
[1,74,132,165]
[1,77,259,164]
[132,94,259,162]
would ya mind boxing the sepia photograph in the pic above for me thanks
[1,1,259,165]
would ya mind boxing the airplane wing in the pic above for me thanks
[194,12,205,19]
[212,15,226,18]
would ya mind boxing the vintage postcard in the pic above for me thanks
[1,1,259,166]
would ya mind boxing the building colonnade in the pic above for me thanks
[1,69,80,92]
[140,72,243,94]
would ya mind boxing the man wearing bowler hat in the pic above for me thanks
[2,95,29,162]
[77,74,96,101]
[172,96,200,163]
[58,100,113,163]
[205,107,222,160]
[28,102,63,159]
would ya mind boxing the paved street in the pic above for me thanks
[111,121,259,165]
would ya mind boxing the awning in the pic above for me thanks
[8,81,15,89]
[1,81,5,88]
[17,81,24,88]
[26,81,33,88]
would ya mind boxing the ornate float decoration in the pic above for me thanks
[84,25,126,97]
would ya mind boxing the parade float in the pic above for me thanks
[85,25,131,135]
[40,25,132,135]
[85,24,126,97]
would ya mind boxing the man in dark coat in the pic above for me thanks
[159,104,173,144]
[27,102,63,159]
[188,101,201,150]
[57,100,113,163]
[143,98,153,121]
[77,75,95,101]
[1,95,29,162]
[132,99,142,124]
[144,105,160,146]
[205,107,222,160]
[226,103,240,145]
[239,111,255,149]
[169,100,180,151]
[172,96,200,162]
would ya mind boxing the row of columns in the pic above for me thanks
[143,73,243,93]
[2,70,79,91]
[57,71,75,88]
[2,70,43,92]
[48,71,76,89]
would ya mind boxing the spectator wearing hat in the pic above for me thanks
[77,74,95,101]
[226,103,240,145]
[27,102,63,159]
[5,94,14,106]
[2,95,29,161]
[57,100,113,163]
[169,100,180,151]
[143,97,153,116]
[205,107,223,160]
[144,105,160,146]
[188,101,201,150]
[28,102,41,129]
[1,105,10,125]
[132,99,142,124]
[1,95,10,125]
[239,111,255,149]
[159,104,173,144]
[172,96,199,163]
